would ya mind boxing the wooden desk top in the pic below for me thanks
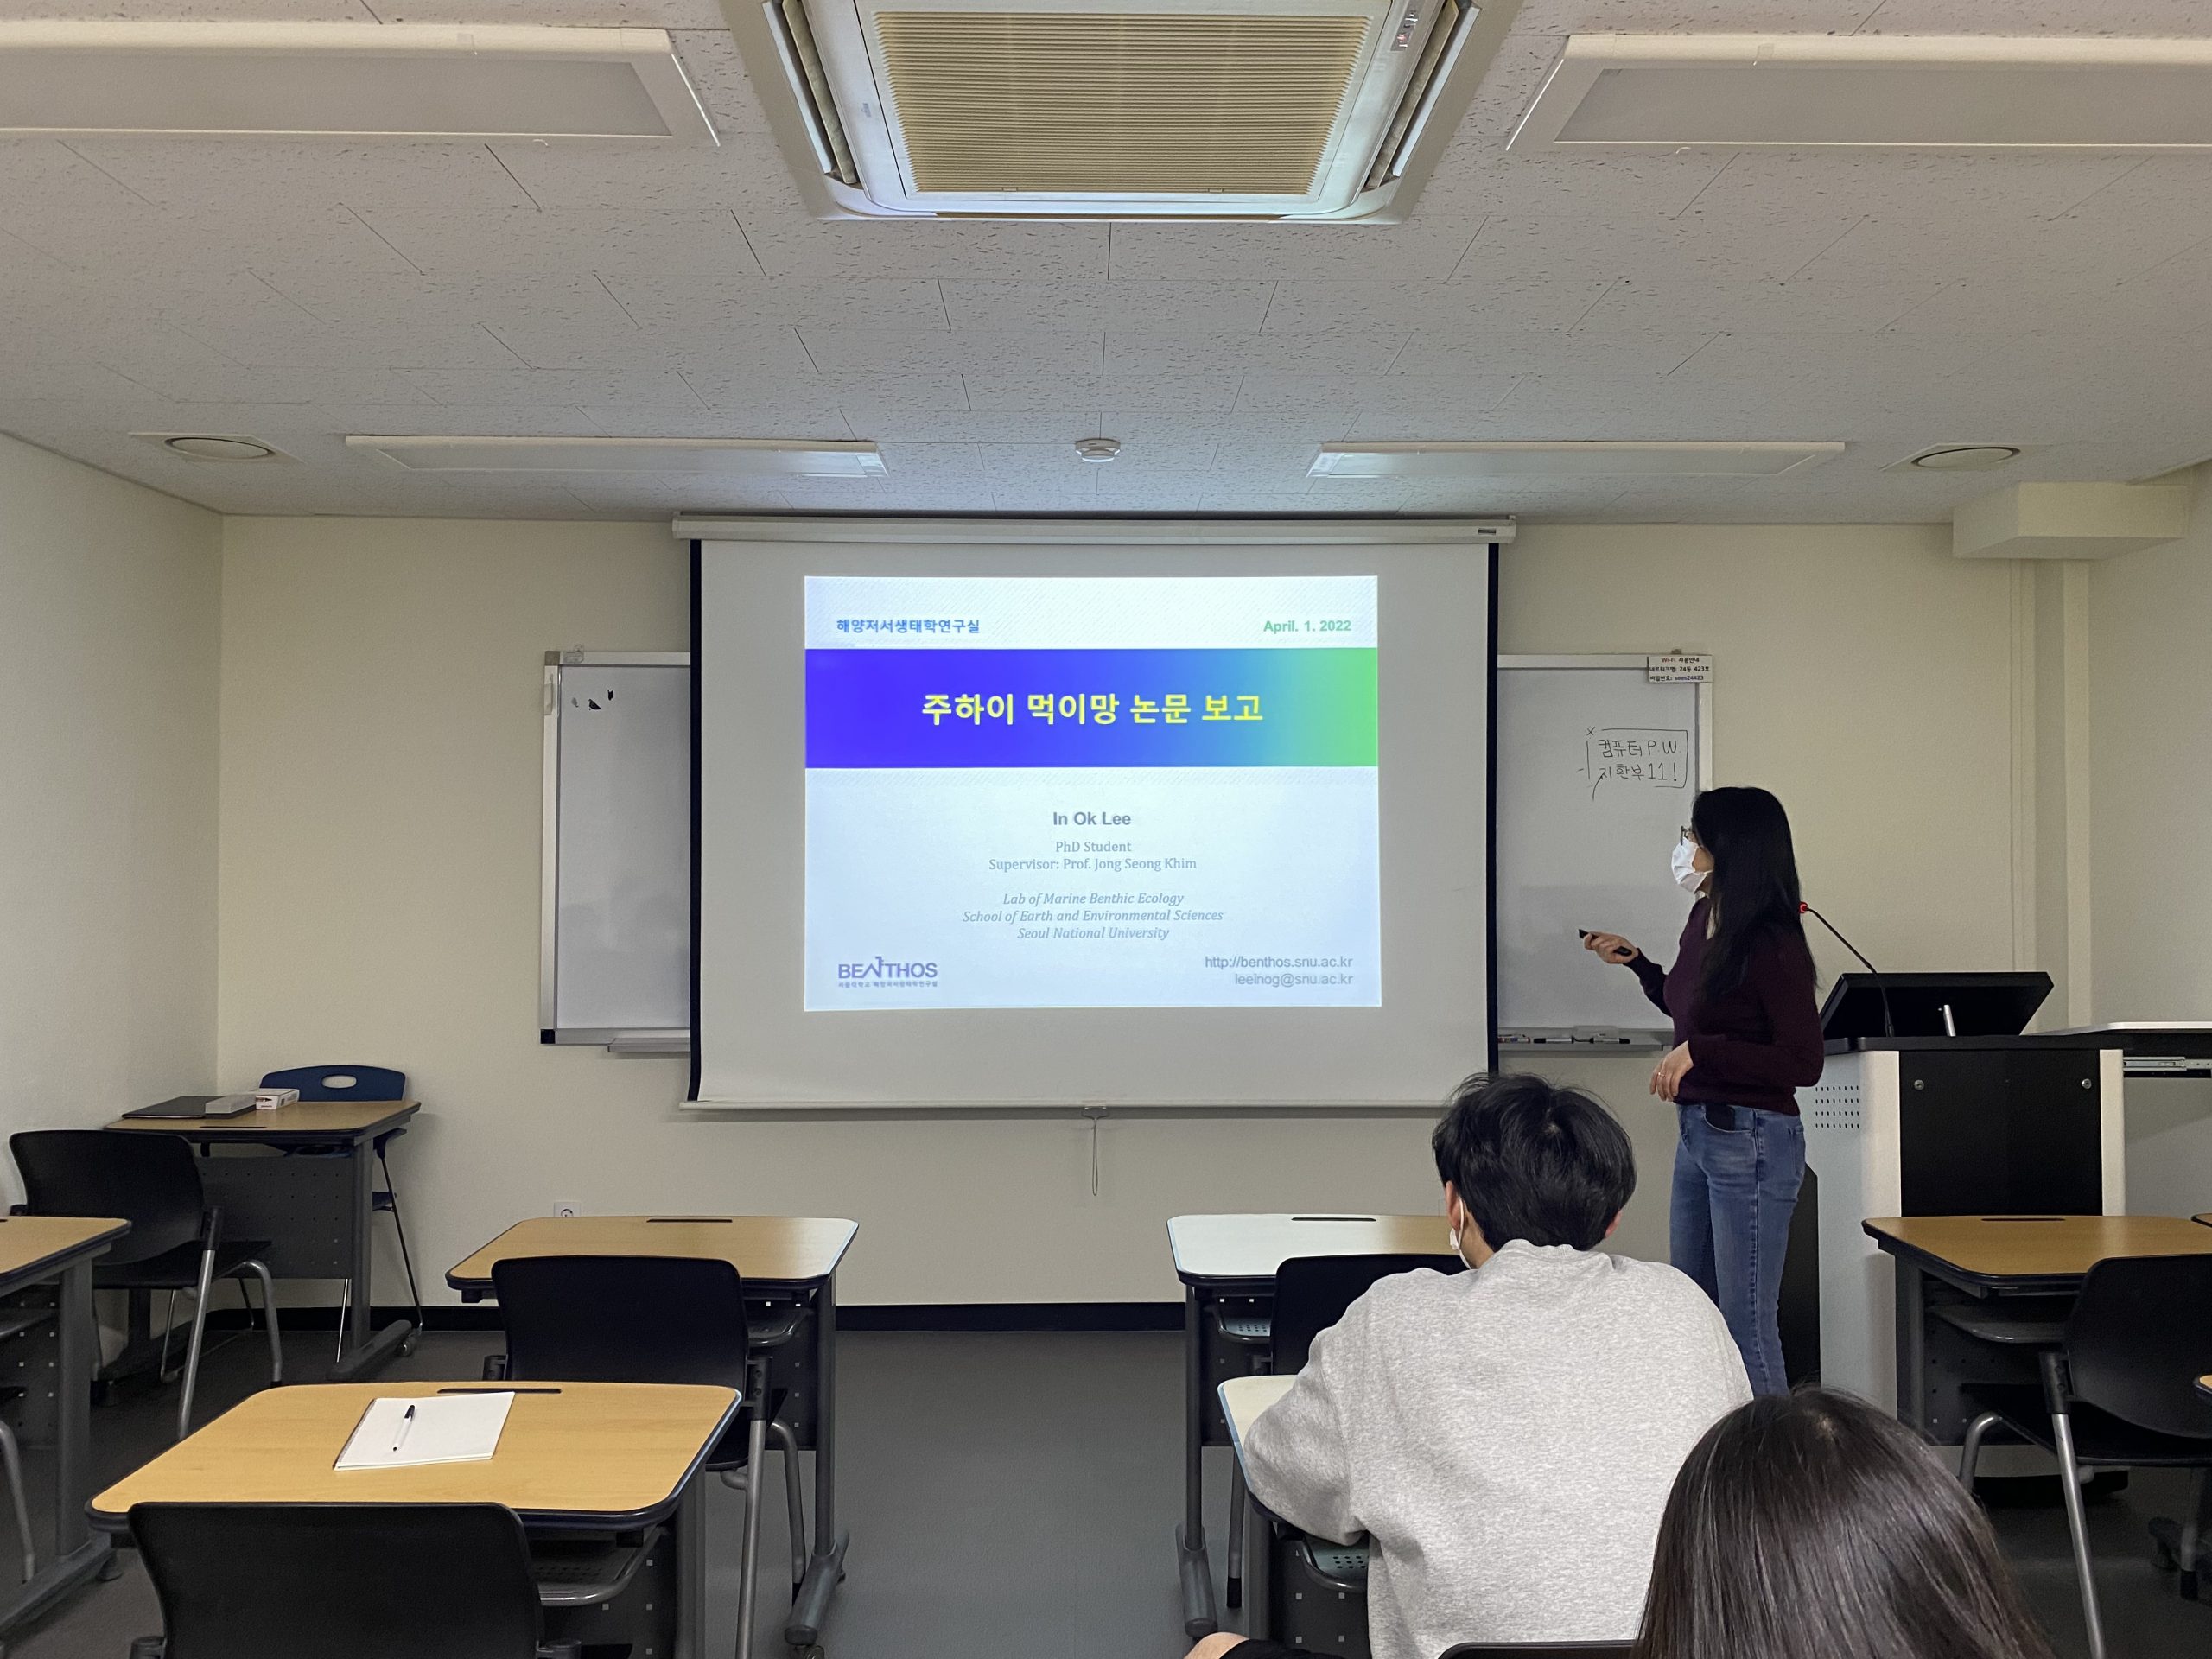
[1219,1374,1295,1462]
[0,1217,128,1290]
[1168,1213,1444,1283]
[1866,1215,2212,1287]
[106,1100,418,1141]
[447,1215,857,1292]
[92,1381,736,1531]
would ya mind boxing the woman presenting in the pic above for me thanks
[1581,785,1823,1395]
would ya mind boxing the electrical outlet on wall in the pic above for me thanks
[553,1200,580,1217]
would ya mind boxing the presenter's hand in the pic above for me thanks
[1649,1042,1694,1101]
[1583,931,1638,965]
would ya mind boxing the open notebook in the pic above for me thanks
[335,1392,515,1471]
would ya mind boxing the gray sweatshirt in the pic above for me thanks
[1241,1241,1751,1659]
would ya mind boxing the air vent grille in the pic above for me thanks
[872,10,1372,195]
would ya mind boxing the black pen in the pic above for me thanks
[391,1402,416,1455]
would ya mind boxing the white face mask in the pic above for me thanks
[1671,837,1707,894]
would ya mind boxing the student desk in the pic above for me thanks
[448,1214,857,1649]
[105,1101,420,1382]
[92,1380,735,1658]
[1864,1215,2212,1445]
[1166,1212,1436,1637]
[0,1217,128,1643]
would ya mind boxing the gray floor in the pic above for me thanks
[4,1326,2209,1659]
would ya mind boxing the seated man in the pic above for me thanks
[1237,1073,1751,1659]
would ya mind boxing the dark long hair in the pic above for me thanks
[1634,1390,2057,1659]
[1689,785,1805,1003]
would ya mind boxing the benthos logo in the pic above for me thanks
[837,957,939,982]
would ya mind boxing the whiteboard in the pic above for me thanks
[540,653,691,1045]
[538,648,1705,1055]
[1494,657,1711,1050]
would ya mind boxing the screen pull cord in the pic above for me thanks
[1081,1106,1108,1197]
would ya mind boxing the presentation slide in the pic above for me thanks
[802,575,1380,1010]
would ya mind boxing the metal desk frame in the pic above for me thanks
[449,1226,852,1650]
[0,1218,128,1643]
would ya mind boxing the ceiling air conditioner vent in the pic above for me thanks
[727,0,1521,220]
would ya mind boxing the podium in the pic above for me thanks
[1798,972,2125,1419]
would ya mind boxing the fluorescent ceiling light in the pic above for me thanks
[0,22,714,143]
[346,436,886,478]
[1511,35,2212,153]
[1309,441,1843,479]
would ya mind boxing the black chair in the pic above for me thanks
[490,1254,806,1659]
[1440,1646,1636,1657]
[257,1065,421,1360]
[11,1130,279,1440]
[128,1502,578,1659]
[1230,1251,1464,1613]
[1960,1253,2212,1659]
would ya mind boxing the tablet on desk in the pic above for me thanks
[124,1095,255,1120]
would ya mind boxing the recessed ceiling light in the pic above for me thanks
[1512,35,2212,154]
[1904,445,2024,473]
[1309,441,1843,480]
[135,432,289,462]
[0,22,714,143]
[346,435,886,478]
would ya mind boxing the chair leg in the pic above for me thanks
[1226,1458,1247,1610]
[175,1247,219,1441]
[156,1290,179,1382]
[0,1419,33,1581]
[2050,1411,2108,1659]
[734,1405,769,1659]
[1960,1411,1999,1488]
[241,1262,283,1384]
[766,1418,807,1592]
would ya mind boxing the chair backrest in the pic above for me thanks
[258,1065,407,1101]
[1439,1646,1635,1657]
[1273,1252,1465,1372]
[2066,1253,2212,1439]
[493,1254,750,1386]
[133,1502,540,1659]
[10,1130,201,1265]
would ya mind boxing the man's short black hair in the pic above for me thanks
[1432,1073,1636,1252]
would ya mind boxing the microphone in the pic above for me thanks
[1799,901,1893,1039]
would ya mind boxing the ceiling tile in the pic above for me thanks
[740,220,1110,281]
[402,365,705,410]
[942,281,1274,335]
[1108,220,1483,283]
[666,30,774,137]
[251,269,638,332]
[118,363,434,405]
[66,140,536,214]
[483,320,813,374]
[599,274,947,332]
[166,318,530,371]
[356,207,760,276]
[797,328,1104,378]
[965,372,1241,414]
[359,0,727,22]
[486,132,801,215]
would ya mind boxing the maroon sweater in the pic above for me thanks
[1628,899,1824,1115]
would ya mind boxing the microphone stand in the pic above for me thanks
[1801,902,1893,1039]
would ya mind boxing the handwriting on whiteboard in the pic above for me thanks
[1586,728,1690,798]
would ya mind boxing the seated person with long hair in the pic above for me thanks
[1222,1074,1751,1659]
[1185,1388,2056,1659]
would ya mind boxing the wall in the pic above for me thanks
[1498,524,2023,1256]
[215,516,2026,1301]
[0,434,221,1190]
[2087,468,2212,1217]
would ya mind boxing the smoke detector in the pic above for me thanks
[1075,438,1122,464]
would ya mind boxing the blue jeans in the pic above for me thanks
[1672,1102,1806,1396]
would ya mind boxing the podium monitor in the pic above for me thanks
[1819,971,2053,1041]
